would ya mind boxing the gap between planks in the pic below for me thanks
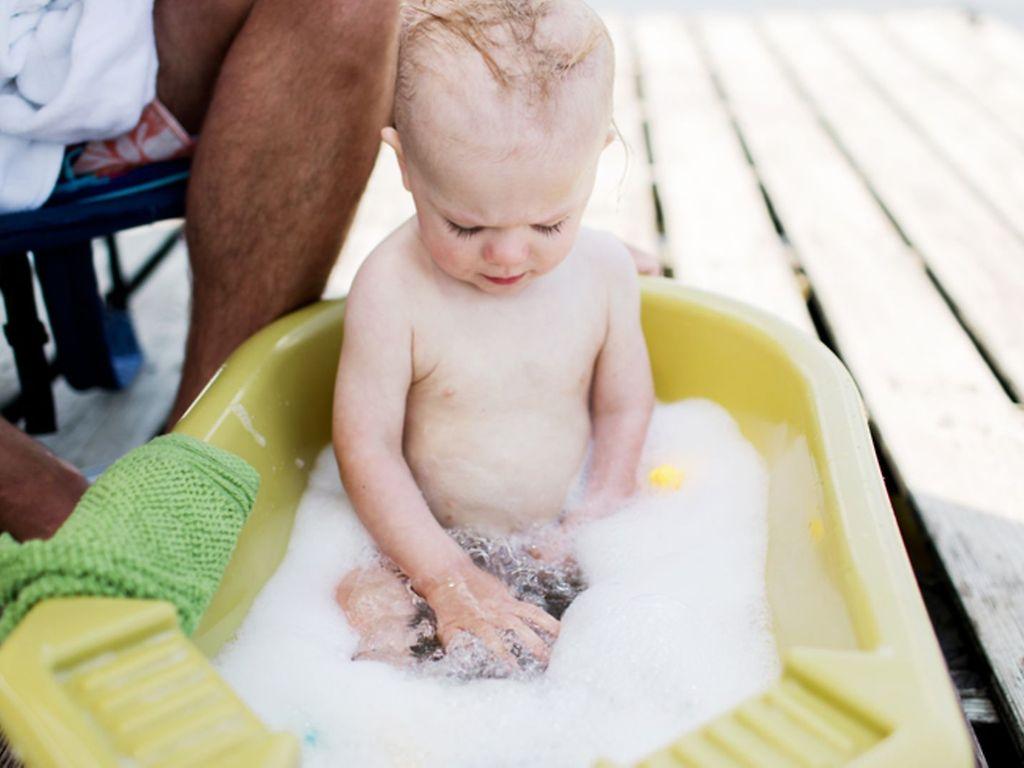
[820,12,1024,246]
[881,9,1024,151]
[758,12,1024,400]
[631,16,813,333]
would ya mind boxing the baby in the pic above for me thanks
[333,0,654,671]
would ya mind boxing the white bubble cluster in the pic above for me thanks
[215,400,780,767]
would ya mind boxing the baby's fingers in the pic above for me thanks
[505,618,551,664]
[476,625,520,668]
[515,602,560,638]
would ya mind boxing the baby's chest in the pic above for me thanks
[411,300,605,402]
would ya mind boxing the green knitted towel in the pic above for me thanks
[0,434,259,643]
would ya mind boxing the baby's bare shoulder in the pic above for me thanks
[574,227,638,294]
[343,220,435,350]
[348,219,421,304]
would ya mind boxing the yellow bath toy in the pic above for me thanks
[648,463,684,491]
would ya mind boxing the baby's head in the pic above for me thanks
[385,0,615,293]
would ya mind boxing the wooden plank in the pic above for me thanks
[759,13,1024,397]
[582,17,660,257]
[967,12,1024,82]
[633,16,814,332]
[882,9,1024,149]
[698,12,1024,743]
[820,12,1024,240]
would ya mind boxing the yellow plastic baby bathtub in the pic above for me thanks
[0,279,972,767]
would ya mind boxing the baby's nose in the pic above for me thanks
[482,235,529,268]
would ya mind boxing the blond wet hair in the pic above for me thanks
[393,0,615,156]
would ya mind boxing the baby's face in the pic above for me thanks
[387,123,607,295]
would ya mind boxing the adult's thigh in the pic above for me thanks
[152,0,259,132]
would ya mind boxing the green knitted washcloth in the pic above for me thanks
[0,434,259,643]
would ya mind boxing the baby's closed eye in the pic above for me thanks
[443,219,568,239]
[533,220,566,237]
[446,220,483,239]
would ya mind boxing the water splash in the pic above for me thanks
[407,526,587,680]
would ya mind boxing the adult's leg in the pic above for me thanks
[0,418,89,540]
[153,0,259,135]
[0,0,397,538]
[164,0,399,424]
[0,0,243,538]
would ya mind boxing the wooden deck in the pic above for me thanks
[3,6,1023,763]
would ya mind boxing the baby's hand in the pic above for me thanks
[419,563,560,671]
[562,492,626,530]
[524,496,626,565]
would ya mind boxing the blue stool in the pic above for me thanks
[0,157,189,434]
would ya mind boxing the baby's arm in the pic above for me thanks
[577,236,655,518]
[333,253,558,664]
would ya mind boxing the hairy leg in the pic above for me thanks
[164,0,399,424]
[154,0,259,134]
[0,0,396,536]
[0,418,89,540]
[336,564,427,665]
[0,1,232,539]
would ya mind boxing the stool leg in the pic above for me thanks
[33,242,118,391]
[0,252,56,434]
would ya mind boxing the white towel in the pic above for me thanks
[0,0,157,213]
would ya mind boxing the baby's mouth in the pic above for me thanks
[483,273,525,286]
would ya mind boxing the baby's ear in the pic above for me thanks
[382,127,412,192]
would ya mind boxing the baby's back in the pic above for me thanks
[383,223,610,534]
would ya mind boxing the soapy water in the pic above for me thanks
[448,527,586,624]
[395,527,586,679]
[215,400,780,767]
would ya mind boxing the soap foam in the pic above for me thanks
[214,400,780,766]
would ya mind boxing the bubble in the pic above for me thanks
[396,527,587,680]
[216,400,781,768]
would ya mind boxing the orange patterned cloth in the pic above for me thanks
[72,100,195,178]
